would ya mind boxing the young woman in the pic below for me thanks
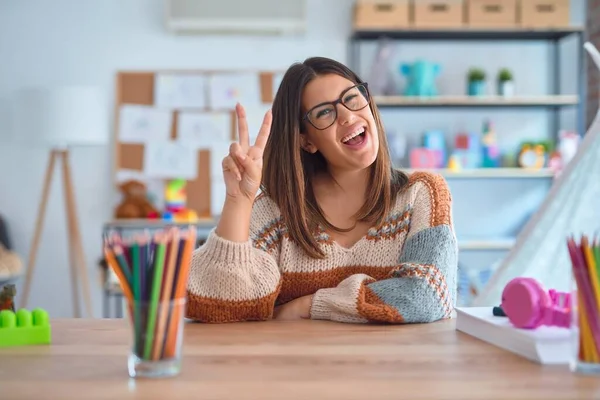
[186,57,458,324]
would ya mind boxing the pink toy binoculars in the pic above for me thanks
[501,277,572,329]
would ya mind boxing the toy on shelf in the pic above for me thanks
[387,131,408,167]
[481,120,501,168]
[400,60,441,97]
[368,37,397,96]
[409,148,438,169]
[422,130,446,167]
[0,308,52,347]
[517,143,547,169]
[451,132,481,169]
[163,178,198,223]
[546,131,580,175]
[447,154,462,171]
[114,180,160,219]
[0,284,16,312]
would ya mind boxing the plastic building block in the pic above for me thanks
[0,308,51,347]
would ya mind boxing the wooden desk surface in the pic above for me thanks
[1,318,598,400]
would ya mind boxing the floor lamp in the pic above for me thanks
[13,86,108,318]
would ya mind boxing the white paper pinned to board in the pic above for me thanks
[154,73,207,108]
[143,140,198,180]
[177,111,232,145]
[208,73,262,110]
[118,105,172,143]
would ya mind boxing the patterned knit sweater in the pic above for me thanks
[186,171,458,324]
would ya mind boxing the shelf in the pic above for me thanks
[104,218,216,229]
[404,168,555,179]
[351,27,584,41]
[458,238,516,250]
[374,95,579,108]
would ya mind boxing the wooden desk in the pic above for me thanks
[1,319,598,399]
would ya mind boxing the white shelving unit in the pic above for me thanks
[458,238,516,251]
[349,27,585,305]
[374,95,579,108]
[405,167,556,179]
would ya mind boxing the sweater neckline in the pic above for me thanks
[316,223,373,253]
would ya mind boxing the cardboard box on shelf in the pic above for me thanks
[467,0,517,27]
[354,0,411,30]
[519,0,570,28]
[413,0,465,29]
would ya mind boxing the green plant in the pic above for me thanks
[467,68,486,82]
[498,68,513,82]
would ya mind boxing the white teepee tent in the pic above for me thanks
[473,42,600,306]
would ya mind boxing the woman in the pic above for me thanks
[186,57,458,324]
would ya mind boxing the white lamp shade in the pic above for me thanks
[13,86,109,147]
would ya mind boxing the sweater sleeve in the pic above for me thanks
[309,172,458,324]
[185,195,283,323]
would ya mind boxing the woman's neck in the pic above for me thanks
[314,167,370,199]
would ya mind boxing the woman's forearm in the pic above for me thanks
[214,196,254,242]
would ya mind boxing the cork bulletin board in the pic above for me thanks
[113,70,281,219]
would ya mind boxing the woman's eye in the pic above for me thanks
[316,108,331,119]
[344,94,358,103]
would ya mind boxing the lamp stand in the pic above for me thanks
[19,149,93,318]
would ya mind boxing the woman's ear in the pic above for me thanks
[299,134,318,154]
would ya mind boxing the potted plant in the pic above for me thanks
[497,68,514,97]
[467,68,486,96]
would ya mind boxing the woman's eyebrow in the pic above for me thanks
[307,85,355,110]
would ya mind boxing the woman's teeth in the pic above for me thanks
[342,128,365,143]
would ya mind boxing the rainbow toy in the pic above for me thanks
[163,179,198,222]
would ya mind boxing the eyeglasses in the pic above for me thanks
[302,82,370,130]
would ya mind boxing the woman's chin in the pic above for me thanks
[346,149,379,171]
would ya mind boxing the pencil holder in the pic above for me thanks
[567,235,600,375]
[127,297,187,379]
[103,226,196,379]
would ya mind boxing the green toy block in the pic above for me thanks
[0,308,51,347]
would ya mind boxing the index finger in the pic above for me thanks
[253,109,272,150]
[235,103,250,151]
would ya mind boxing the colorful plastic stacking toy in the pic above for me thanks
[0,308,52,347]
[163,179,198,223]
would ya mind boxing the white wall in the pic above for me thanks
[0,0,352,317]
[0,0,586,317]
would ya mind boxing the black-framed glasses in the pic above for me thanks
[302,82,370,130]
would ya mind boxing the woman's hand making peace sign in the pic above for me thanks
[222,103,272,202]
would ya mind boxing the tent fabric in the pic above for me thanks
[473,42,600,306]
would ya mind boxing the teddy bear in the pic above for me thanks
[0,284,16,312]
[0,244,22,281]
[114,180,159,219]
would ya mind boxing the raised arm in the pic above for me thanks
[185,105,283,323]
[309,172,458,324]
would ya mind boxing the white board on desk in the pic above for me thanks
[455,307,572,365]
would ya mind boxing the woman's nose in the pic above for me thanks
[336,104,355,126]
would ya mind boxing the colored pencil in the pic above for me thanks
[143,234,166,360]
[102,226,196,362]
[163,228,196,358]
[152,228,180,360]
[567,235,600,364]
[160,234,187,359]
[103,245,133,301]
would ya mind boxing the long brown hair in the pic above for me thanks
[261,57,408,259]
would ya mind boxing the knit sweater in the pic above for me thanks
[186,171,458,324]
